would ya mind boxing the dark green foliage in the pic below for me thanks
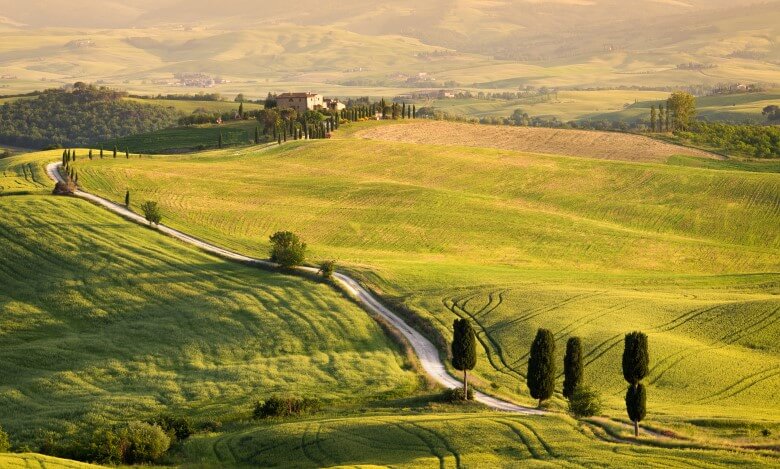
[88,149,93,159]
[124,190,130,207]
[763,105,780,122]
[527,328,556,405]
[563,337,583,399]
[649,105,657,132]
[218,132,223,148]
[318,259,335,279]
[675,122,780,158]
[113,146,117,158]
[254,126,260,144]
[140,201,162,225]
[451,318,477,395]
[88,421,171,465]
[442,387,474,402]
[238,102,244,117]
[148,414,193,441]
[0,424,9,452]
[125,148,129,158]
[622,331,649,385]
[99,145,103,158]
[253,396,322,418]
[568,386,602,417]
[269,231,306,267]
[626,383,647,435]
[667,91,696,131]
[0,84,178,148]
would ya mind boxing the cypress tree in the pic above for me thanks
[100,145,104,158]
[125,148,129,158]
[622,332,649,385]
[650,105,657,132]
[658,104,665,132]
[113,146,117,158]
[125,190,130,208]
[623,331,649,436]
[563,337,583,399]
[238,102,244,117]
[254,126,260,144]
[451,318,477,396]
[413,105,416,119]
[72,150,76,161]
[626,383,647,436]
[527,328,556,407]
[665,106,671,132]
[218,133,223,148]
[402,102,406,119]
[88,149,93,160]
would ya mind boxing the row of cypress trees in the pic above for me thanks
[450,320,649,434]
[343,101,417,122]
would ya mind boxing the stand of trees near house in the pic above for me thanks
[0,83,179,148]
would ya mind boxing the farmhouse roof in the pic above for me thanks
[278,92,320,98]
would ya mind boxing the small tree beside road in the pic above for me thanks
[140,201,162,226]
[269,231,306,267]
[451,318,477,397]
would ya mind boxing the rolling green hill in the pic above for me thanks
[0,152,420,448]
[45,122,780,445]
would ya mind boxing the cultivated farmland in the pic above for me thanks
[353,120,717,161]
[0,172,419,444]
[41,120,779,447]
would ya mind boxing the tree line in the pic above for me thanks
[0,83,179,148]
[451,320,650,436]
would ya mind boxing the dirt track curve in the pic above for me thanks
[46,162,543,415]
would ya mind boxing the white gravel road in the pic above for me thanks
[47,161,543,415]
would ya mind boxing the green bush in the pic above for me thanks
[442,387,474,402]
[0,424,9,452]
[318,259,336,279]
[121,421,171,464]
[568,386,602,417]
[253,396,322,418]
[149,414,193,441]
[269,231,306,267]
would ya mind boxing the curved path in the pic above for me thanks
[46,162,543,415]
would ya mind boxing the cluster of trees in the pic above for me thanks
[649,92,696,132]
[450,321,650,433]
[0,83,179,148]
[255,108,339,144]
[344,99,417,121]
[675,122,780,158]
[763,105,780,122]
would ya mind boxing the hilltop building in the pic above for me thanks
[277,92,324,113]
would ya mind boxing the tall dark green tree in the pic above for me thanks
[254,126,260,144]
[125,190,130,208]
[626,383,647,437]
[72,150,76,161]
[413,105,416,119]
[451,318,477,396]
[527,328,556,406]
[622,332,649,385]
[100,145,104,158]
[125,148,129,158]
[113,146,117,158]
[218,132,223,149]
[88,149,93,160]
[622,331,649,436]
[563,337,583,399]
[238,102,244,117]
[658,104,665,132]
[649,105,657,133]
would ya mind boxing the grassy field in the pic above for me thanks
[125,98,261,115]
[107,120,265,153]
[589,90,780,124]
[0,453,102,468]
[0,154,421,446]
[175,412,779,467]
[38,120,778,446]
[353,120,715,162]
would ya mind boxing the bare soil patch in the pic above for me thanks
[356,121,718,162]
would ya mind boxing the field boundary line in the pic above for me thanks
[45,161,543,415]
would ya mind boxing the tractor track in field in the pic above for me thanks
[45,161,543,416]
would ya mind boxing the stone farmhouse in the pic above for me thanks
[277,92,345,113]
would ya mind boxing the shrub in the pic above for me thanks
[253,396,322,418]
[198,419,222,433]
[0,425,9,452]
[442,387,474,402]
[318,259,335,279]
[148,414,193,441]
[53,179,77,195]
[568,386,602,417]
[269,231,306,267]
[121,421,171,464]
[140,201,163,225]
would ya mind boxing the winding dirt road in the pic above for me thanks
[46,162,542,415]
